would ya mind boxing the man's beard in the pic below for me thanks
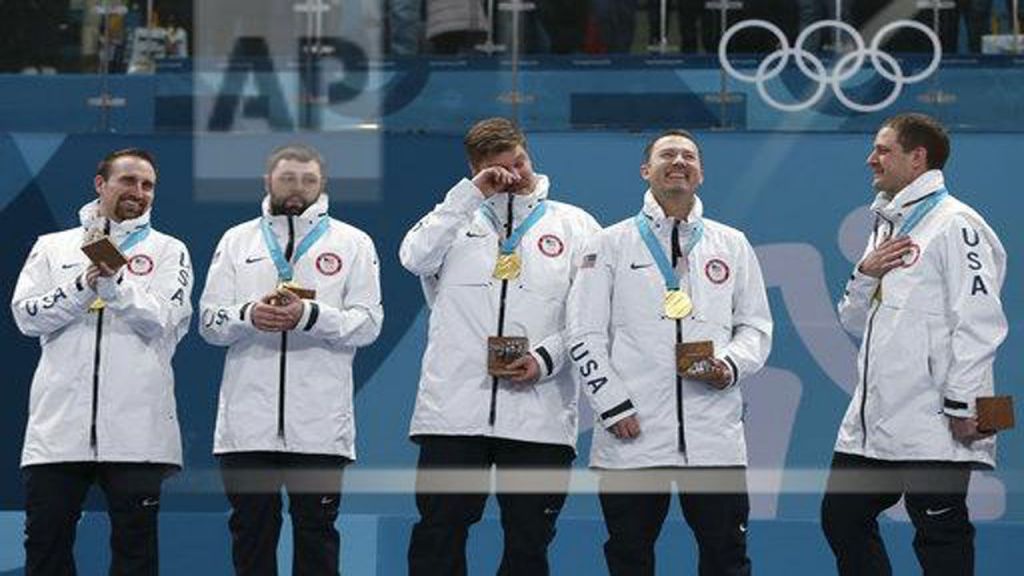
[270,195,312,216]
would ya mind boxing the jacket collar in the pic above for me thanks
[871,169,945,222]
[481,174,550,230]
[261,193,330,238]
[640,190,704,235]
[78,199,151,240]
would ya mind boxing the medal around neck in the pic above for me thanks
[493,252,522,280]
[664,290,692,319]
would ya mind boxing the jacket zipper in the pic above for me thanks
[90,308,104,451]
[671,221,687,455]
[489,193,515,426]
[278,216,295,440]
[859,218,891,449]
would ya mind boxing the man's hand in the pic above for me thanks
[949,415,994,446]
[85,262,120,290]
[505,354,541,384]
[609,415,641,440]
[472,166,520,198]
[685,357,732,390]
[251,289,303,332]
[858,236,914,278]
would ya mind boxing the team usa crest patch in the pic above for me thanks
[704,258,730,284]
[316,252,343,275]
[127,254,154,276]
[537,234,565,257]
[901,242,921,268]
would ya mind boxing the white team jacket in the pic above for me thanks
[835,170,1007,467]
[567,192,772,468]
[200,194,383,460]
[11,201,193,467]
[400,176,600,449]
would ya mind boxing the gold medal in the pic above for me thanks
[664,290,692,319]
[88,298,106,312]
[493,252,522,280]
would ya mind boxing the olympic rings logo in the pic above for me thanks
[717,19,942,113]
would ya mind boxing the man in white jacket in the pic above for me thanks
[401,118,600,575]
[821,114,1007,576]
[566,130,772,576]
[11,148,193,575]
[199,144,382,576]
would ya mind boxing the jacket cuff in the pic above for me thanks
[297,300,320,332]
[721,355,739,388]
[942,396,972,418]
[530,346,554,377]
[846,267,880,299]
[600,400,637,428]
[446,178,487,214]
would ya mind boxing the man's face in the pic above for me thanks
[473,145,536,195]
[95,155,156,222]
[867,126,926,196]
[641,135,703,197]
[266,158,324,216]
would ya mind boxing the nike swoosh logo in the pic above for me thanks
[925,507,953,516]
[630,262,653,270]
[61,263,82,269]
[465,231,488,238]
[245,256,267,264]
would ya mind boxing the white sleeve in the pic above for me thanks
[198,234,259,347]
[720,235,773,385]
[940,215,1008,417]
[11,237,95,337]
[399,178,485,277]
[566,233,637,428]
[530,211,603,379]
[295,234,383,348]
[837,229,882,336]
[97,240,193,342]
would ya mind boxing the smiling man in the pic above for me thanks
[11,148,193,575]
[401,118,600,575]
[566,129,772,576]
[199,143,382,575]
[822,113,1008,576]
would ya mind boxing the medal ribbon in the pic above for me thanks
[118,224,151,253]
[896,188,947,237]
[260,216,330,282]
[481,200,548,255]
[635,212,703,291]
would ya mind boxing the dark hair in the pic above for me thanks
[265,143,326,175]
[642,129,702,163]
[96,148,158,180]
[464,117,527,168]
[883,113,950,170]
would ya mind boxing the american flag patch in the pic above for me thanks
[581,253,597,268]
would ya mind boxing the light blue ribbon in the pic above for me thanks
[634,213,703,291]
[481,200,548,255]
[259,216,330,281]
[118,224,150,252]
[896,188,948,237]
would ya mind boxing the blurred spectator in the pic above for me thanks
[426,0,487,54]
[536,0,589,53]
[937,0,994,52]
[389,0,423,54]
[648,0,714,53]
[798,0,853,51]
[591,0,638,53]
[0,0,68,72]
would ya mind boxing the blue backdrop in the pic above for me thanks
[1,130,1020,573]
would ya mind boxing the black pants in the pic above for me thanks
[218,452,349,576]
[821,451,975,576]
[407,435,574,576]
[598,467,751,576]
[22,461,170,576]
